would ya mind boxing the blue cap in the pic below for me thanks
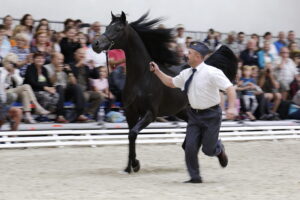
[189,41,210,57]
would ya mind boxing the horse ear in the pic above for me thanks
[121,11,126,23]
[111,11,117,21]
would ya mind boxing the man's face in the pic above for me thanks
[187,49,201,67]
[288,31,295,41]
[53,54,64,66]
[93,22,101,32]
[238,34,245,42]
[278,32,285,40]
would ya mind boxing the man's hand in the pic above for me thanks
[226,107,236,120]
[149,61,159,73]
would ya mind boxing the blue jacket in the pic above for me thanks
[257,50,274,69]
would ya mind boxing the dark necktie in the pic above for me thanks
[184,68,197,94]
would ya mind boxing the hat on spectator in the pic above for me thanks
[176,24,185,30]
[189,41,210,57]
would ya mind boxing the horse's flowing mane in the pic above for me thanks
[130,12,179,66]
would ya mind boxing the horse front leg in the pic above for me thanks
[125,110,154,173]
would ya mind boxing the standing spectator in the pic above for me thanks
[45,52,88,122]
[175,24,186,46]
[23,52,61,121]
[0,24,11,64]
[2,15,14,38]
[2,53,49,123]
[274,47,298,100]
[60,27,80,64]
[70,48,103,120]
[20,14,34,40]
[223,31,239,56]
[274,31,287,54]
[239,39,259,66]
[10,33,32,77]
[257,41,275,69]
[30,31,52,64]
[88,21,101,44]
[236,32,247,54]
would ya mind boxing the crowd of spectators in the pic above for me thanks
[174,25,300,121]
[0,13,300,130]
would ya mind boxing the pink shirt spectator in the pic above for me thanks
[90,78,109,92]
[108,49,126,70]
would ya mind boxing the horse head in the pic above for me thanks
[92,11,127,53]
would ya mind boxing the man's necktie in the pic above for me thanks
[183,68,197,94]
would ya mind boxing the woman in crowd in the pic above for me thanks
[59,27,80,64]
[2,15,14,38]
[30,31,52,64]
[20,14,34,40]
[10,33,32,77]
[24,52,66,123]
[1,53,50,123]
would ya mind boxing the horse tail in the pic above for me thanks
[204,45,238,82]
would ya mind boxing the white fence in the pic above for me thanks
[1,126,300,149]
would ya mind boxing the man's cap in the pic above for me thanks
[189,41,210,57]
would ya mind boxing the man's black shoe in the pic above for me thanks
[217,143,228,168]
[183,178,202,183]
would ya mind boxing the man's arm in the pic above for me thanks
[225,85,237,120]
[149,61,176,88]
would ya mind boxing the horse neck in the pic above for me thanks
[122,27,152,79]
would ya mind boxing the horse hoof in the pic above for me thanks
[124,167,132,174]
[132,160,140,172]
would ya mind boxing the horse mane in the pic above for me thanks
[130,12,179,66]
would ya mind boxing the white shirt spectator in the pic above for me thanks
[85,46,107,67]
[274,57,297,86]
[172,62,232,109]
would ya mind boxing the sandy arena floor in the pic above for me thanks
[0,140,300,200]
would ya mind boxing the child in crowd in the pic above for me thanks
[90,66,114,100]
[237,65,260,120]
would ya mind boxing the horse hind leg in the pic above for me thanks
[125,110,154,173]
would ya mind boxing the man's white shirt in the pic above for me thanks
[172,62,232,109]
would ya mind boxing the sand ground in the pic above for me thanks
[0,140,300,200]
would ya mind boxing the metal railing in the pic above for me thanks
[1,125,300,149]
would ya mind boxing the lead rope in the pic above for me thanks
[104,41,114,111]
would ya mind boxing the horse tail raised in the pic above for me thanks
[204,45,238,82]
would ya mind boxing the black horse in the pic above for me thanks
[92,12,237,173]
